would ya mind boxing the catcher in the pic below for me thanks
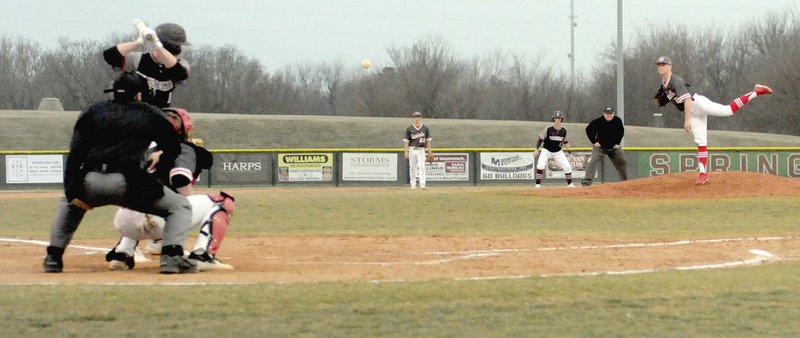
[403,111,433,190]
[106,192,235,271]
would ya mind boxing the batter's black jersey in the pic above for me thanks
[103,47,190,108]
[537,126,569,152]
[404,124,431,148]
[661,74,694,112]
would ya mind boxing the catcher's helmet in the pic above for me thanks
[155,23,190,54]
[552,111,565,121]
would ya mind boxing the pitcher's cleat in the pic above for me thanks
[754,84,772,96]
[695,172,709,185]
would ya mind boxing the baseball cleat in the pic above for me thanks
[567,183,576,188]
[105,249,135,270]
[410,186,416,190]
[421,185,426,190]
[534,184,541,189]
[581,179,592,187]
[43,255,63,273]
[695,172,709,185]
[189,252,234,271]
[754,84,772,96]
[159,255,198,274]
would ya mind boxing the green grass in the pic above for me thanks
[2,187,799,337]
[2,264,799,337]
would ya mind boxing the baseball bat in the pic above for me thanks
[132,18,153,40]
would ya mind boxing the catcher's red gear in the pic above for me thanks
[164,108,193,137]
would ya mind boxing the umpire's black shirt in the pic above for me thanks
[65,100,179,201]
[585,115,625,149]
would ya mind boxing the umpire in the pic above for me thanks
[43,72,197,274]
[582,107,628,186]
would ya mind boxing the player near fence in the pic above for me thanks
[403,111,432,190]
[533,111,575,189]
[42,72,197,274]
[581,107,628,186]
[654,56,773,185]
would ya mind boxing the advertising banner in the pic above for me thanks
[544,152,591,179]
[425,153,469,181]
[640,151,800,178]
[211,153,272,185]
[5,155,63,184]
[342,153,398,181]
[278,153,334,182]
[479,152,535,180]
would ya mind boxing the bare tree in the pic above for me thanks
[387,36,460,118]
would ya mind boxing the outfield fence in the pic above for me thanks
[2,147,800,189]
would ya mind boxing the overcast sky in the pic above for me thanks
[0,0,796,75]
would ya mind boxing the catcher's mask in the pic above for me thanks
[164,108,193,138]
[552,111,565,122]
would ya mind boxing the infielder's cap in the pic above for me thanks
[412,111,422,117]
[104,72,144,99]
[603,107,614,113]
[655,56,672,65]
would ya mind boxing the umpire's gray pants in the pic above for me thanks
[49,172,192,249]
[584,147,628,181]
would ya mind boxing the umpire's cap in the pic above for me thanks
[603,107,614,114]
[412,111,422,117]
[655,56,672,65]
[104,72,144,101]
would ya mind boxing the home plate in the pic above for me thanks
[748,249,776,259]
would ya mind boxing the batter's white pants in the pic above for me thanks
[536,149,573,173]
[689,94,734,147]
[408,147,427,188]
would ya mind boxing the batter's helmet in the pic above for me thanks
[552,111,565,121]
[155,23,190,55]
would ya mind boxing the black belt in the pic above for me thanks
[83,162,126,174]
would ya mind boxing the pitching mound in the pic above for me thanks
[528,172,800,199]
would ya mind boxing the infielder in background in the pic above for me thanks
[654,56,773,185]
[403,111,432,190]
[43,72,196,274]
[582,107,627,186]
[533,111,575,189]
[108,192,235,271]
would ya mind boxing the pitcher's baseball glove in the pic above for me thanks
[654,87,670,107]
[426,152,434,162]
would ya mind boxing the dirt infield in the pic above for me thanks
[1,172,798,284]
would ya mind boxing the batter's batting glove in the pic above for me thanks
[139,27,163,49]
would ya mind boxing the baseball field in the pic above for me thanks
[1,171,799,337]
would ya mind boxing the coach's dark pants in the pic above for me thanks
[49,172,192,250]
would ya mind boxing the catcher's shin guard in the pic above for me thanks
[191,192,234,256]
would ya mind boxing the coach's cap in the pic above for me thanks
[603,107,614,114]
[104,72,144,100]
[655,56,672,65]
[412,111,422,117]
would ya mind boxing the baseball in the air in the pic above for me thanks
[360,58,371,69]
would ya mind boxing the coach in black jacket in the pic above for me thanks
[582,107,628,186]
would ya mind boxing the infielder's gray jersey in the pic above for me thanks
[405,124,431,147]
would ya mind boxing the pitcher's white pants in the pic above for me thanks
[689,94,734,147]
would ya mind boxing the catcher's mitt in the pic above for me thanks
[654,87,670,107]
[426,152,434,162]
